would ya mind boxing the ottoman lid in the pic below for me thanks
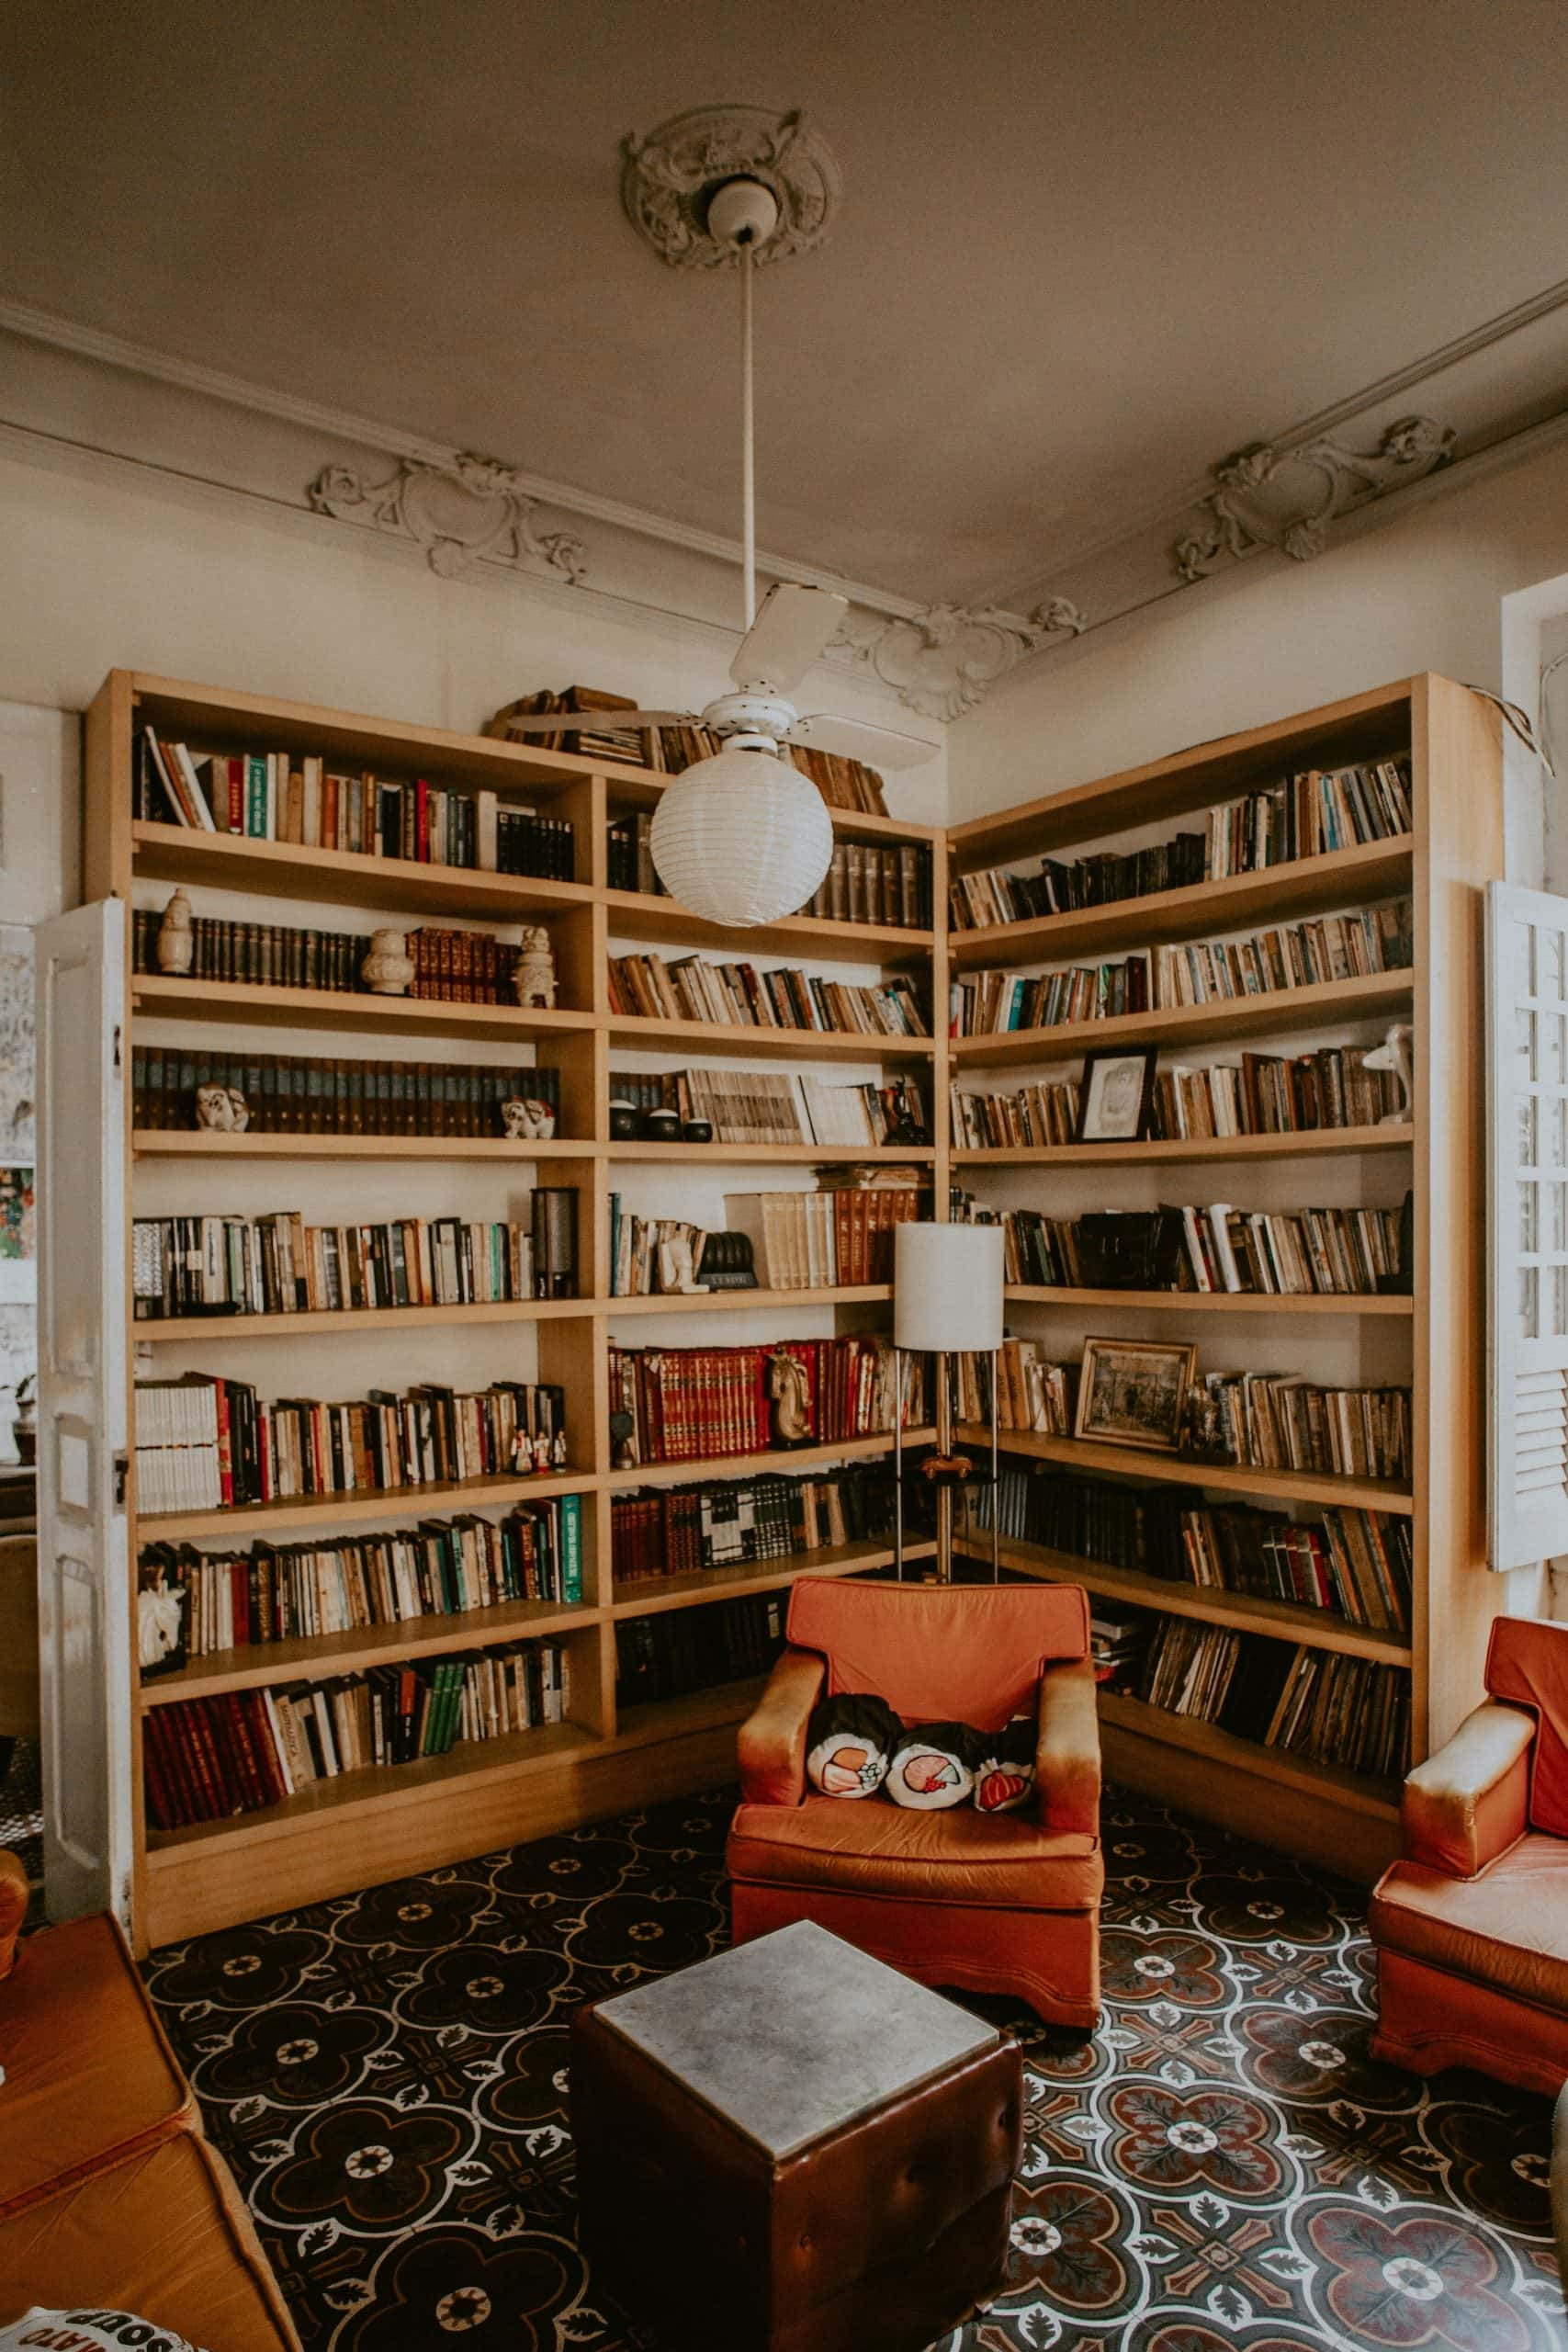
[591,1920,1000,2160]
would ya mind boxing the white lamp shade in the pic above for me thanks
[649,743,835,927]
[895,1223,1005,1352]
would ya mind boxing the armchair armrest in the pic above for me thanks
[0,1845,28,1978]
[1404,1699,1533,1878]
[738,1646,826,1807]
[1036,1656,1101,1838]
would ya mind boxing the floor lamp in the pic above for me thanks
[893,1222,1006,1582]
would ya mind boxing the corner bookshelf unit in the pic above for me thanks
[60,667,1504,1946]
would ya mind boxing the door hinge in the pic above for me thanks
[112,1024,122,1072]
[113,1450,129,1508]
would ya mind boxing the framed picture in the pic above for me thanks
[1076,1336,1196,1453]
[1076,1049,1156,1144]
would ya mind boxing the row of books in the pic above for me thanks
[948,1046,1404,1152]
[970,1200,1401,1296]
[1134,1618,1408,1780]
[612,1464,896,1583]
[609,952,930,1040]
[607,813,932,932]
[613,1068,931,1149]
[132,909,366,994]
[719,1181,925,1290]
[131,1049,558,1137]
[138,1494,585,1667]
[971,1465,1411,1633]
[950,899,1412,1034]
[615,1593,786,1708]
[139,727,576,879]
[607,1338,926,1467]
[131,1197,580,1320]
[948,757,1414,931]
[134,1374,570,1516]
[143,1638,573,1829]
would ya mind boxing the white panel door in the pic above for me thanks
[35,898,130,1926]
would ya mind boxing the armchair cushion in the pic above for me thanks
[786,1578,1089,1731]
[1037,1657,1101,1838]
[728,1795,1101,1911]
[1371,1831,1568,2013]
[805,1690,900,1799]
[1485,1616,1568,1839]
[1402,1699,1532,1878]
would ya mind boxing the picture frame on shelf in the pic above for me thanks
[1075,1336,1196,1453]
[1076,1048,1157,1144]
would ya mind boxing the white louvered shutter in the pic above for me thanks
[1489,880,1568,1568]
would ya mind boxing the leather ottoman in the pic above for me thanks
[570,1919,1021,2352]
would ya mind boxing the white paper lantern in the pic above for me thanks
[649,742,835,926]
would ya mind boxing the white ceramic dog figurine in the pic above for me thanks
[196,1082,250,1133]
[502,1097,557,1141]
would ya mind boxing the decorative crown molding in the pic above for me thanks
[308,451,588,584]
[621,106,841,271]
[1172,414,1456,581]
[831,597,1086,721]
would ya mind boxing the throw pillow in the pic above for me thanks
[973,1715,1037,1814]
[886,1721,979,1809]
[0,2314,209,2351]
[805,1691,902,1798]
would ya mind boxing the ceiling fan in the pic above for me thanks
[495,172,936,925]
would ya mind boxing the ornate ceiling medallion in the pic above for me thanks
[308,452,587,584]
[833,598,1087,723]
[1173,414,1456,581]
[621,105,841,270]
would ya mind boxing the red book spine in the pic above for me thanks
[141,1710,180,1829]
[416,778,430,863]
[214,1377,234,1506]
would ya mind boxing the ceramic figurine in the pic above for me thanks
[502,1096,557,1141]
[361,927,414,996]
[1363,1023,1414,1125]
[137,1576,185,1671]
[767,1348,812,1443]
[657,1232,709,1295]
[157,888,195,975]
[196,1081,250,1133]
[514,925,558,1010]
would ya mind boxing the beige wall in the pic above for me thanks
[949,437,1568,880]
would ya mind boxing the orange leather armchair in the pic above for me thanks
[1371,1615,1568,2096]
[727,1577,1103,2027]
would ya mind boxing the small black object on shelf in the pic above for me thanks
[698,1232,758,1290]
[1377,1190,1416,1295]
[1075,1210,1185,1291]
[608,1100,641,1140]
[682,1119,715,1144]
[641,1107,683,1143]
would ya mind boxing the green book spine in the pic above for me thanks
[560,1494,581,1604]
[245,754,268,838]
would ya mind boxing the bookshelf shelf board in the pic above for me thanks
[131,821,595,921]
[134,1467,595,1544]
[605,1285,893,1317]
[1003,1286,1414,1317]
[1097,1690,1401,1821]
[611,1538,936,1620]
[133,1131,594,1162]
[949,971,1414,1069]
[606,1015,936,1063]
[957,1423,1414,1515]
[131,973,596,1043]
[605,1142,938,1164]
[143,1716,597,1862]
[604,888,935,966]
[947,679,1414,869]
[140,1596,602,1707]
[949,838,1414,971]
[951,1126,1413,1168]
[137,1296,593,1342]
[607,772,943,851]
[957,1534,1412,1666]
[612,1672,771,1751]
[607,1428,937,1494]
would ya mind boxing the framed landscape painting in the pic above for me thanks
[1076,1336,1196,1452]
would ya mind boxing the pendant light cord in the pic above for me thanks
[739,235,756,629]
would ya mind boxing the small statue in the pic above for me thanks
[196,1082,250,1133]
[657,1231,709,1295]
[137,1575,186,1673]
[157,888,195,976]
[361,927,414,996]
[502,1096,557,1141]
[514,925,558,1010]
[1363,1023,1414,1125]
[609,1408,637,1472]
[767,1348,813,1445]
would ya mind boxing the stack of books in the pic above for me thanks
[132,1195,578,1318]
[1265,1651,1409,1777]
[615,1592,786,1706]
[138,1494,585,1665]
[1180,1502,1412,1632]
[612,1463,896,1582]
[1190,1373,1411,1481]
[607,1337,924,1467]
[608,1069,929,1149]
[962,1198,1401,1295]
[609,952,929,1039]
[131,1049,558,1138]
[948,1042,1405,1151]
[721,1172,925,1289]
[142,1637,572,1826]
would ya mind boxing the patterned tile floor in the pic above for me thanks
[141,1783,1567,2352]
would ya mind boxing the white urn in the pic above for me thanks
[362,927,414,996]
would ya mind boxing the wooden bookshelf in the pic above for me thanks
[1003,1286,1413,1317]
[64,664,1503,1939]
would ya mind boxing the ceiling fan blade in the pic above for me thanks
[496,708,697,736]
[730,583,849,695]
[787,711,941,773]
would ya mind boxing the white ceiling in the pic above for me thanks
[5,0,1568,606]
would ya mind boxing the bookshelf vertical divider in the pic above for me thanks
[74,666,1506,1948]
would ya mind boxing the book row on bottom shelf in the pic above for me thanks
[1099,1611,1409,1781]
[949,1046,1406,1152]
[953,1346,1411,1482]
[144,1636,575,1831]
[612,1462,899,1582]
[969,1465,1411,1632]
[133,1048,562,1138]
[138,1493,587,1671]
[608,1338,925,1467]
[615,1592,786,1708]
